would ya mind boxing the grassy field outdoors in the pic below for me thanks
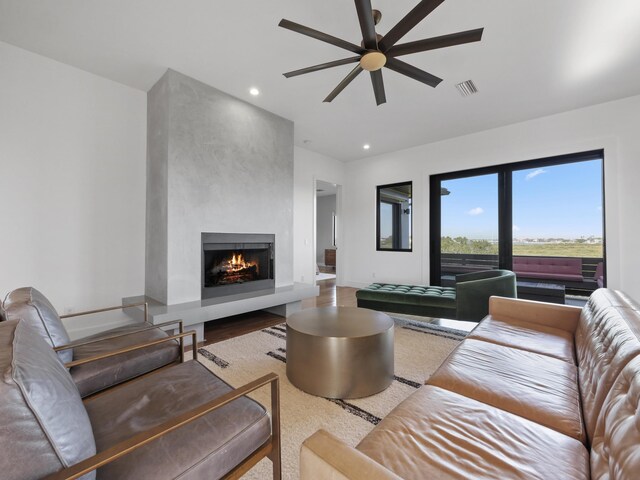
[441,236,603,258]
[512,243,603,258]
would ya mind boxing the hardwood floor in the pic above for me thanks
[202,279,357,346]
[302,278,358,309]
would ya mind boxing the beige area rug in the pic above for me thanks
[196,318,467,480]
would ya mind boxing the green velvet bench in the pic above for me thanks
[356,270,517,322]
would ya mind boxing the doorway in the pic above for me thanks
[315,180,338,282]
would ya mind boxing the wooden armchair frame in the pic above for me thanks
[61,327,193,369]
[43,331,281,480]
[59,301,149,321]
[56,301,187,362]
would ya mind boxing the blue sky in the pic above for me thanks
[441,159,603,239]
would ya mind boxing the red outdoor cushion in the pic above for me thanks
[513,256,584,282]
[516,271,584,282]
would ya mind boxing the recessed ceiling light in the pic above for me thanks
[249,87,260,96]
[363,144,371,150]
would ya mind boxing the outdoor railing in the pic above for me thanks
[441,253,499,275]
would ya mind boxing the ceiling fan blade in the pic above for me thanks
[370,70,386,106]
[385,58,442,87]
[378,0,446,51]
[279,19,364,54]
[323,65,364,103]
[354,0,378,50]
[387,28,484,57]
[283,57,361,78]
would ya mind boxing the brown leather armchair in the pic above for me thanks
[0,319,281,480]
[1,287,181,397]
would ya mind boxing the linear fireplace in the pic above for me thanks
[201,233,275,299]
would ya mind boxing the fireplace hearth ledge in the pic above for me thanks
[122,282,319,342]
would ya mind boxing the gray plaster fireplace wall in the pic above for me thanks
[145,69,294,305]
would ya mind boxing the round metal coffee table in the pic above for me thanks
[286,306,394,399]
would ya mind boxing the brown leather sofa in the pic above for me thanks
[0,318,281,479]
[1,287,181,397]
[300,288,640,479]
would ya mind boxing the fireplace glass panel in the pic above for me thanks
[204,246,272,288]
[201,234,275,300]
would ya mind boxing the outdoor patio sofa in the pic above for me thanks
[0,318,281,479]
[1,287,181,397]
[301,288,640,479]
[513,255,584,282]
[355,270,516,322]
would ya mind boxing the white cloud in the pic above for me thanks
[525,169,547,180]
[467,207,484,216]
[513,225,520,232]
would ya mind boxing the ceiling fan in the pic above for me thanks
[279,0,483,106]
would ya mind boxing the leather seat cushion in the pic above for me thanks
[70,323,180,397]
[428,339,585,443]
[2,287,73,363]
[590,356,640,478]
[85,360,271,480]
[356,284,456,308]
[357,385,589,480]
[468,316,575,363]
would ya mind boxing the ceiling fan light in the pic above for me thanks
[360,51,387,72]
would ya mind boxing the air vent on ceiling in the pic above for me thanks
[316,189,324,192]
[455,80,478,97]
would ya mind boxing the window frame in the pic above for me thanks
[376,181,413,252]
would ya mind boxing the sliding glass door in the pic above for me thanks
[430,150,605,296]
[439,174,500,286]
[512,160,604,290]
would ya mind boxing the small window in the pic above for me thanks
[377,182,412,251]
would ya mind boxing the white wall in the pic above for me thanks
[343,94,640,301]
[0,42,147,337]
[293,147,345,285]
[316,195,336,264]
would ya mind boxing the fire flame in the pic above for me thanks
[225,253,257,273]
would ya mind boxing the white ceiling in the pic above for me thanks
[2,1,640,161]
